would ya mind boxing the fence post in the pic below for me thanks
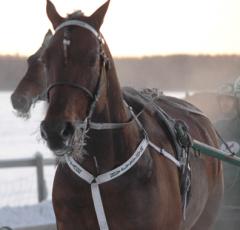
[35,152,48,202]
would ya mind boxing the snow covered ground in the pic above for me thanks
[0,92,52,160]
[0,92,55,207]
[0,201,55,229]
[0,92,55,227]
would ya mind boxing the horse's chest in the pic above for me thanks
[53,179,180,230]
[54,192,156,229]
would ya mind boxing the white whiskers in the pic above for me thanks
[69,126,90,159]
[13,110,31,120]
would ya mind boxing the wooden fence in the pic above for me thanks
[0,153,56,202]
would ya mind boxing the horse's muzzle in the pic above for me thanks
[40,120,74,153]
[11,93,31,113]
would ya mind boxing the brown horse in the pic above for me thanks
[38,1,223,229]
[185,92,222,122]
[11,30,52,116]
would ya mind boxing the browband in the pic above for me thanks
[55,20,99,38]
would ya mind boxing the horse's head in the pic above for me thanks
[40,0,110,156]
[11,30,52,116]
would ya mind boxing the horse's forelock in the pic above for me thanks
[67,10,85,20]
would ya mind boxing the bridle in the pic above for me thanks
[41,20,135,130]
[40,19,143,157]
[44,20,108,116]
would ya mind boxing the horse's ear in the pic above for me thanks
[90,0,110,30]
[46,29,53,36]
[46,0,63,29]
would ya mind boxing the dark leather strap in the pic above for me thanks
[46,82,94,100]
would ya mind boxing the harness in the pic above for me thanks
[123,88,192,218]
[43,19,191,230]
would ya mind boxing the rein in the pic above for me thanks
[45,19,182,230]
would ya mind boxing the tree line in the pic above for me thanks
[1,54,240,91]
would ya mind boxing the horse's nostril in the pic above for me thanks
[11,94,29,111]
[61,122,74,139]
[40,121,74,142]
[40,122,48,140]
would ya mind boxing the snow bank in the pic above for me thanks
[0,201,55,229]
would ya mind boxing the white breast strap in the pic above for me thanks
[65,137,148,230]
[65,138,180,230]
[65,155,94,183]
[96,138,148,183]
[91,183,109,230]
[65,138,148,184]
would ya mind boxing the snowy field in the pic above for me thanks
[0,92,53,159]
[0,92,56,228]
[0,92,55,206]
[0,201,55,229]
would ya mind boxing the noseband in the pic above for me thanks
[47,82,94,100]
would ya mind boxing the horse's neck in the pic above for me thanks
[87,60,141,172]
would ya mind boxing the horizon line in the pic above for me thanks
[1,52,240,59]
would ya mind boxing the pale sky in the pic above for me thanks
[0,0,240,57]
